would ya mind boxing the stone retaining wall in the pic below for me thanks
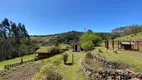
[92,53,129,69]
[81,53,142,80]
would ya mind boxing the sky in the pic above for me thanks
[0,0,142,35]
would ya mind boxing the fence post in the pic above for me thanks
[72,54,74,64]
[137,41,139,51]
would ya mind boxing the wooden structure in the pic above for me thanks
[120,42,134,50]
[105,40,142,51]
[71,42,81,52]
[35,46,51,60]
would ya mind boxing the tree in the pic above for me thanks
[0,18,34,61]
[80,29,102,51]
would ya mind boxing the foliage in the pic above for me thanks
[49,31,83,45]
[0,54,34,69]
[86,52,93,59]
[32,54,63,80]
[32,64,63,80]
[45,69,63,80]
[96,32,113,40]
[62,53,68,64]
[48,47,61,55]
[112,24,142,38]
[0,18,36,61]
[95,47,142,72]
[80,29,102,51]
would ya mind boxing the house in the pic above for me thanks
[71,42,81,52]
[120,42,134,50]
[35,46,51,60]
[35,44,70,60]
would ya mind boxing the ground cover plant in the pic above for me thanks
[32,49,87,80]
[94,47,142,72]
[0,54,35,70]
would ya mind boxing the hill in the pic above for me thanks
[30,31,112,44]
[115,32,142,40]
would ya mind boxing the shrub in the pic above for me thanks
[32,64,63,80]
[86,52,93,59]
[44,70,63,80]
[62,53,68,64]
[48,47,60,55]
[80,30,102,51]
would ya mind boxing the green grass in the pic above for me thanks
[0,54,35,70]
[57,50,87,80]
[94,47,142,72]
[33,50,88,80]
[115,32,142,40]
[36,46,51,53]
[84,54,106,70]
[30,36,52,42]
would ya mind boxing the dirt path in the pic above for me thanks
[0,62,43,80]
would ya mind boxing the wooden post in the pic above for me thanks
[112,40,114,50]
[118,40,119,50]
[105,40,109,49]
[137,41,139,51]
[130,40,132,50]
[72,54,74,64]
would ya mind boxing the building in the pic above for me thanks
[120,42,134,50]
[35,46,51,60]
[71,42,81,52]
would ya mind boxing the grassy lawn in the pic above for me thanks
[57,50,87,80]
[84,53,106,70]
[33,49,88,80]
[94,47,142,72]
[0,54,35,70]
[115,32,142,40]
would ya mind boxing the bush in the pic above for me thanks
[44,70,63,80]
[62,53,68,64]
[48,47,60,55]
[33,64,63,80]
[86,52,93,59]
[80,30,102,51]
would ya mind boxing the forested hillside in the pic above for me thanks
[0,18,37,61]
[112,24,142,38]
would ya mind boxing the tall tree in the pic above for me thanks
[80,29,101,51]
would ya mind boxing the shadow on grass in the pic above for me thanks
[65,62,73,66]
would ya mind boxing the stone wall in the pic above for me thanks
[81,53,142,80]
[92,53,129,69]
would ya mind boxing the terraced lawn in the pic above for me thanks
[33,50,88,80]
[57,50,87,80]
[0,54,35,70]
[94,47,142,72]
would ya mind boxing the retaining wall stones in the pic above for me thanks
[81,53,142,80]
[92,53,129,69]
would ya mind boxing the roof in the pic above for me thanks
[120,42,134,45]
[70,42,80,46]
[36,46,51,53]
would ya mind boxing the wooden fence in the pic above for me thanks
[105,40,142,51]
[4,59,35,70]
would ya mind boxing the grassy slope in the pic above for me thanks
[33,50,87,80]
[0,54,35,70]
[115,32,142,40]
[57,50,87,80]
[30,36,52,42]
[95,47,142,72]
